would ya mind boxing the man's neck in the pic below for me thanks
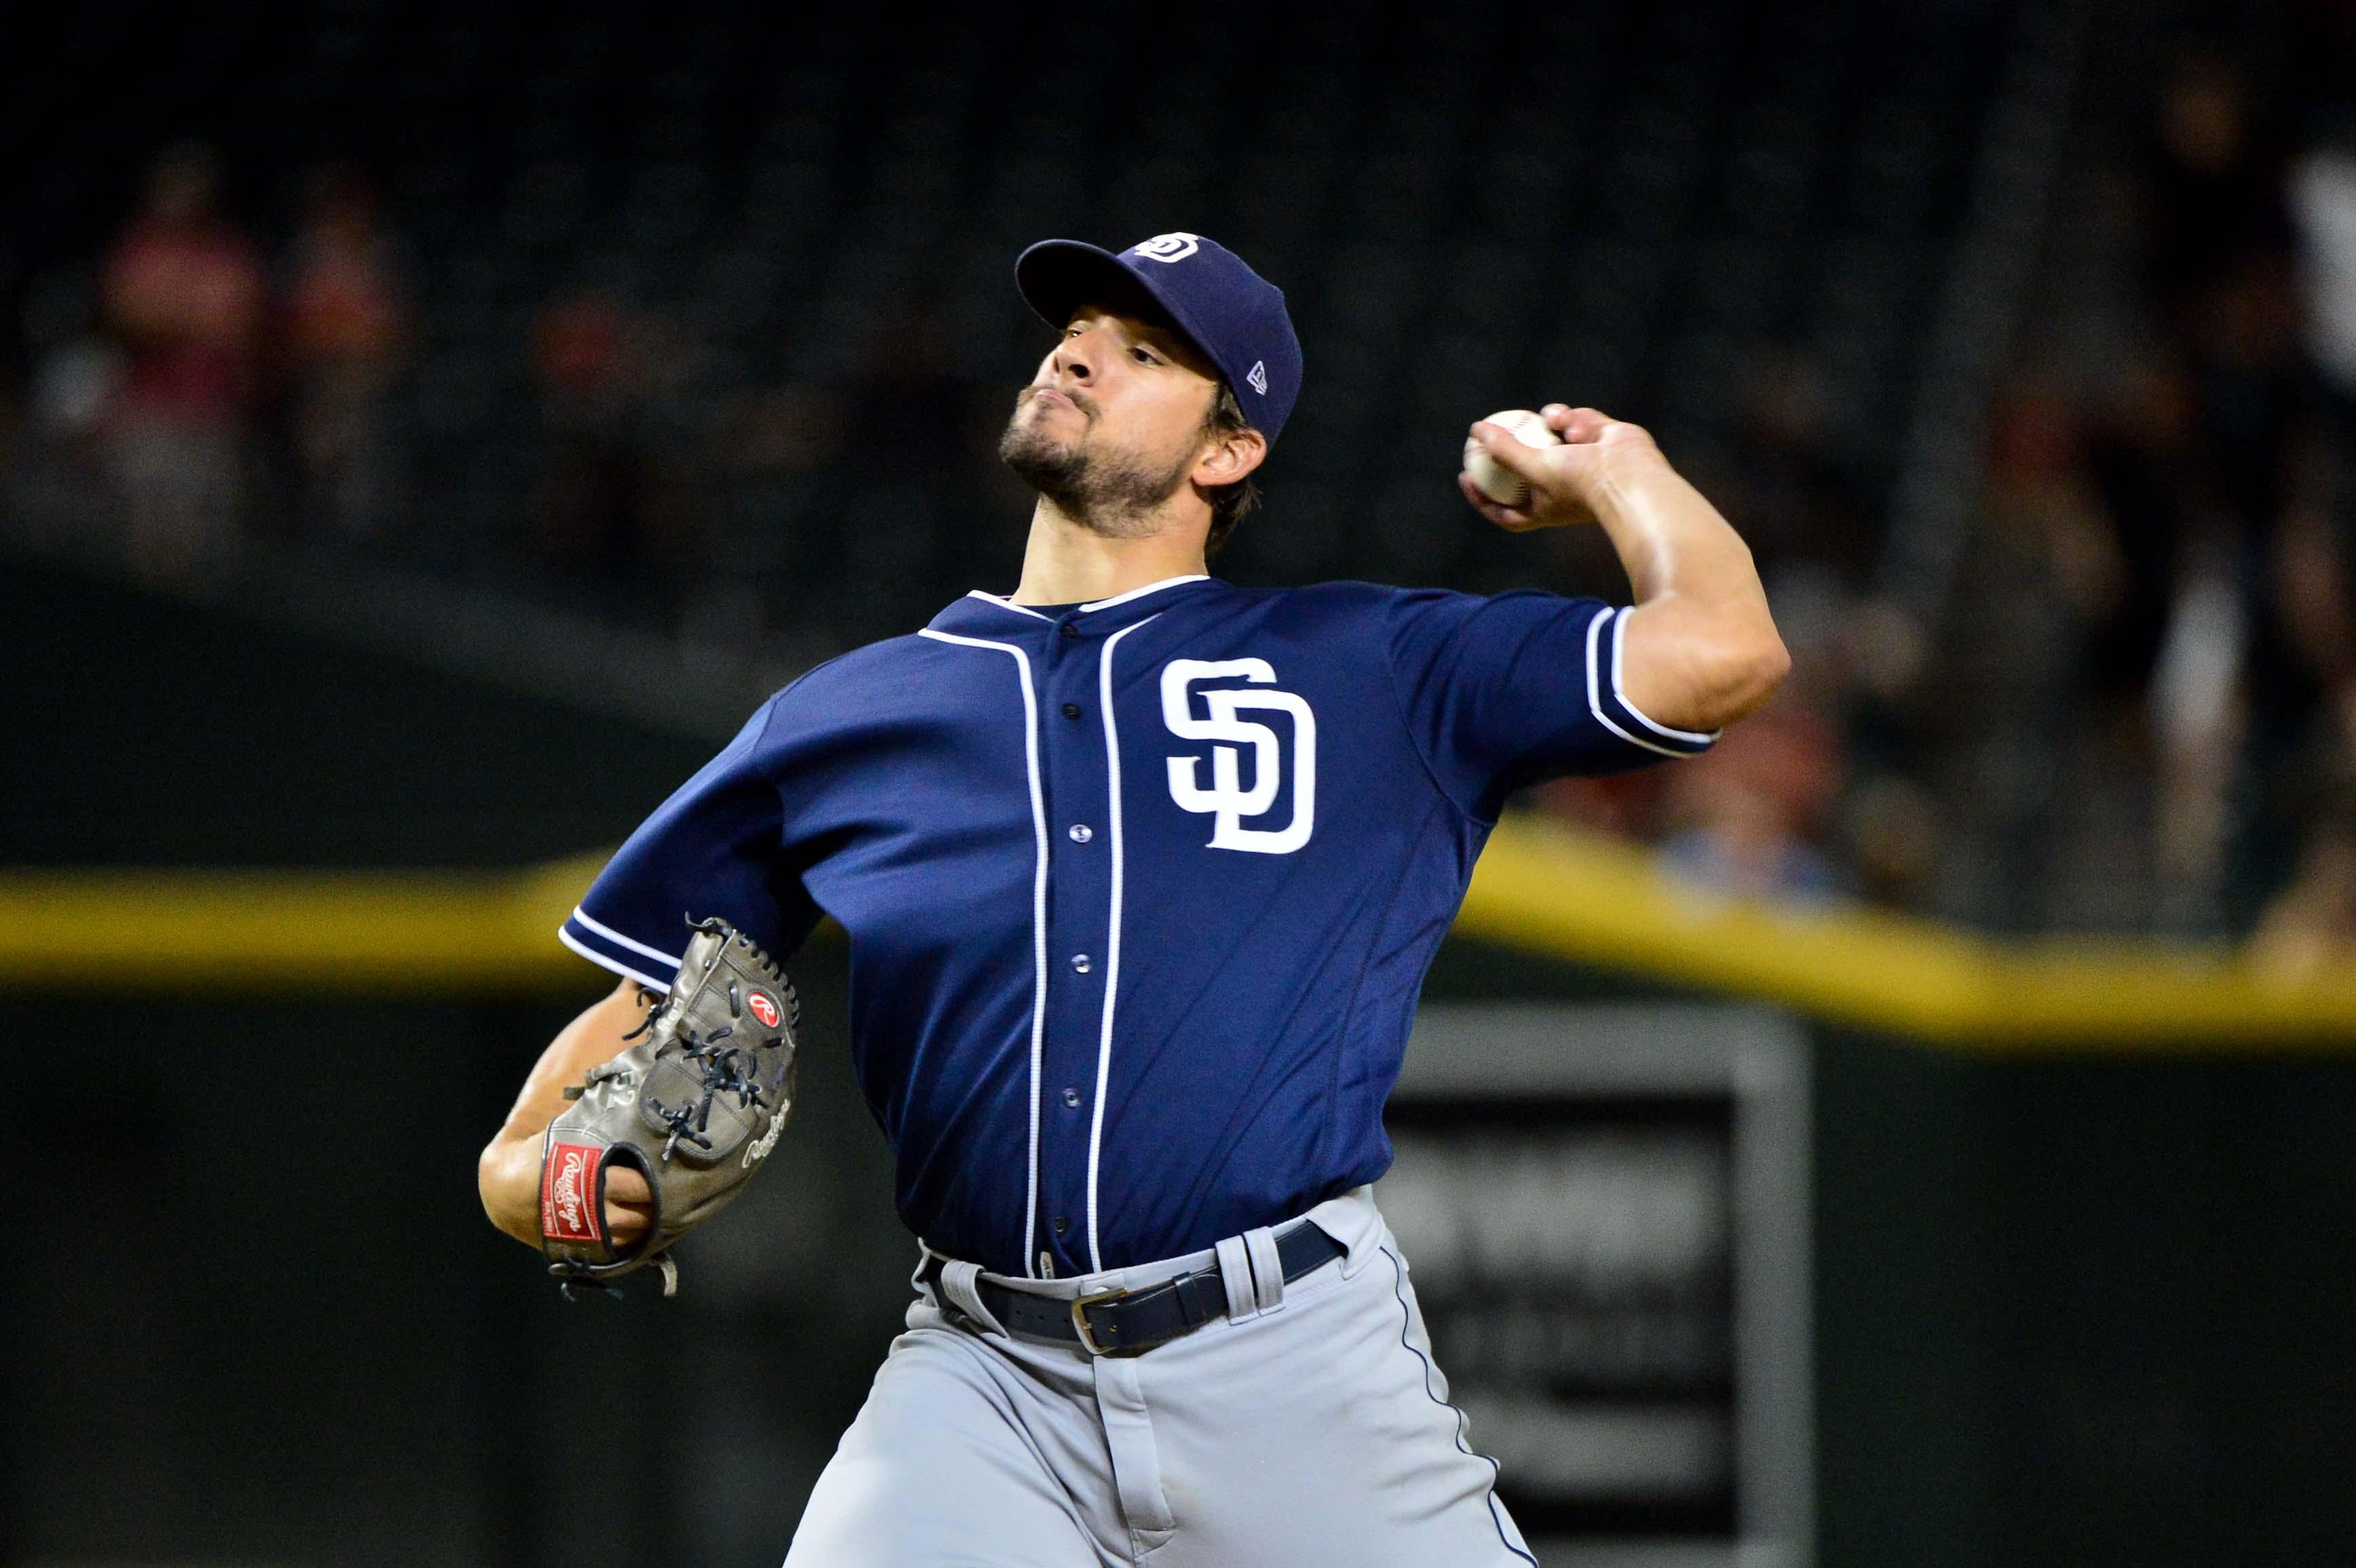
[1009,499,1210,607]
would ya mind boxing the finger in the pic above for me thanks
[1457,470,1516,523]
[605,1212,652,1246]
[1468,420,1551,483]
[1558,406,1612,444]
[1540,403,1573,432]
[1458,470,1538,529]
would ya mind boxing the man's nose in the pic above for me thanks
[1051,329,1099,384]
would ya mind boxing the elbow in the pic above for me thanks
[479,1137,540,1247]
[1688,628,1791,732]
[1737,630,1793,715]
[1620,592,1790,735]
[476,1141,508,1229]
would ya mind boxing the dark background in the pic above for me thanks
[9,2,2356,1564]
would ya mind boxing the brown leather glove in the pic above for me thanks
[538,918,799,1296]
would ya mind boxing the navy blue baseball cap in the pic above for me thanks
[1014,233,1304,444]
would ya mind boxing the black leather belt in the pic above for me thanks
[921,1221,1346,1356]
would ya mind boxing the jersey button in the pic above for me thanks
[1062,702,1083,720]
[1062,1086,1081,1108]
[1059,624,1080,640]
[1070,954,1092,973]
[1068,824,1092,843]
[1054,1215,1070,1235]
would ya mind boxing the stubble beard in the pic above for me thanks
[998,389,1194,540]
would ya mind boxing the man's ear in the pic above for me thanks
[1194,425,1268,489]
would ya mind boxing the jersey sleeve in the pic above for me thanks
[1383,587,1717,818]
[558,700,816,992]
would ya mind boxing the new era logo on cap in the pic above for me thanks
[1014,233,1305,444]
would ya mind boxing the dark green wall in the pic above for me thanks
[8,949,902,1568]
[4,560,717,866]
[1424,944,2356,1565]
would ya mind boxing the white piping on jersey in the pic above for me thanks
[1078,575,1209,613]
[1083,614,1157,1273]
[962,575,1207,619]
[568,905,686,968]
[962,590,1054,622]
[1584,607,1703,759]
[917,626,1054,1278]
[1608,607,1720,744]
[557,922,675,995]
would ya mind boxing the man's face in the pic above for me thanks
[998,304,1223,535]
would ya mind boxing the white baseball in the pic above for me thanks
[1462,408,1563,508]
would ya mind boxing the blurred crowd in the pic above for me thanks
[1534,31,2356,959]
[3,17,2355,959]
[18,143,412,571]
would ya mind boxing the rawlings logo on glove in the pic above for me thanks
[542,1143,605,1242]
[537,918,801,1296]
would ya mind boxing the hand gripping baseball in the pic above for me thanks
[1458,404,1660,533]
[537,918,801,1297]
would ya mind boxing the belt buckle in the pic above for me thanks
[1070,1285,1130,1356]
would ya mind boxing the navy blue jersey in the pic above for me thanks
[560,575,1712,1278]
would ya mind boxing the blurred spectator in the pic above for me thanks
[280,166,410,541]
[2290,129,2356,410]
[1985,381,2125,628]
[837,302,1006,635]
[2147,537,2247,909]
[9,268,124,553]
[532,290,655,591]
[2249,813,2356,980]
[721,383,845,478]
[1652,567,1854,905]
[1842,773,1942,909]
[1724,348,1874,588]
[2144,46,2300,560]
[1526,771,1671,845]
[100,142,264,577]
[1658,699,1846,904]
[2272,443,2356,721]
[20,267,124,467]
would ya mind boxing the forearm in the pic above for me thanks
[478,978,653,1246]
[1590,445,1787,731]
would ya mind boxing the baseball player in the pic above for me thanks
[478,232,1785,1565]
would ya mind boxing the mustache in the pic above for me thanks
[1016,383,1099,420]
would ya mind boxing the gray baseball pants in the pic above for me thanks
[782,1186,1536,1567]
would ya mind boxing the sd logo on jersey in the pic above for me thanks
[1160,659,1316,854]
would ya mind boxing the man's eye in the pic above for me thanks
[1132,347,1158,364]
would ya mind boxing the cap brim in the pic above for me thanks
[1015,241,1151,329]
[1014,239,1226,379]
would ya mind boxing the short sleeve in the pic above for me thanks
[558,700,814,991]
[1384,588,1717,818]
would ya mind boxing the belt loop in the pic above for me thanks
[1214,1234,1259,1323]
[1243,1227,1286,1315]
[940,1259,1005,1335]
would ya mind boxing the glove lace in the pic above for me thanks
[644,1025,782,1162]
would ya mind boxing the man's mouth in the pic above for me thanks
[1026,385,1092,419]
